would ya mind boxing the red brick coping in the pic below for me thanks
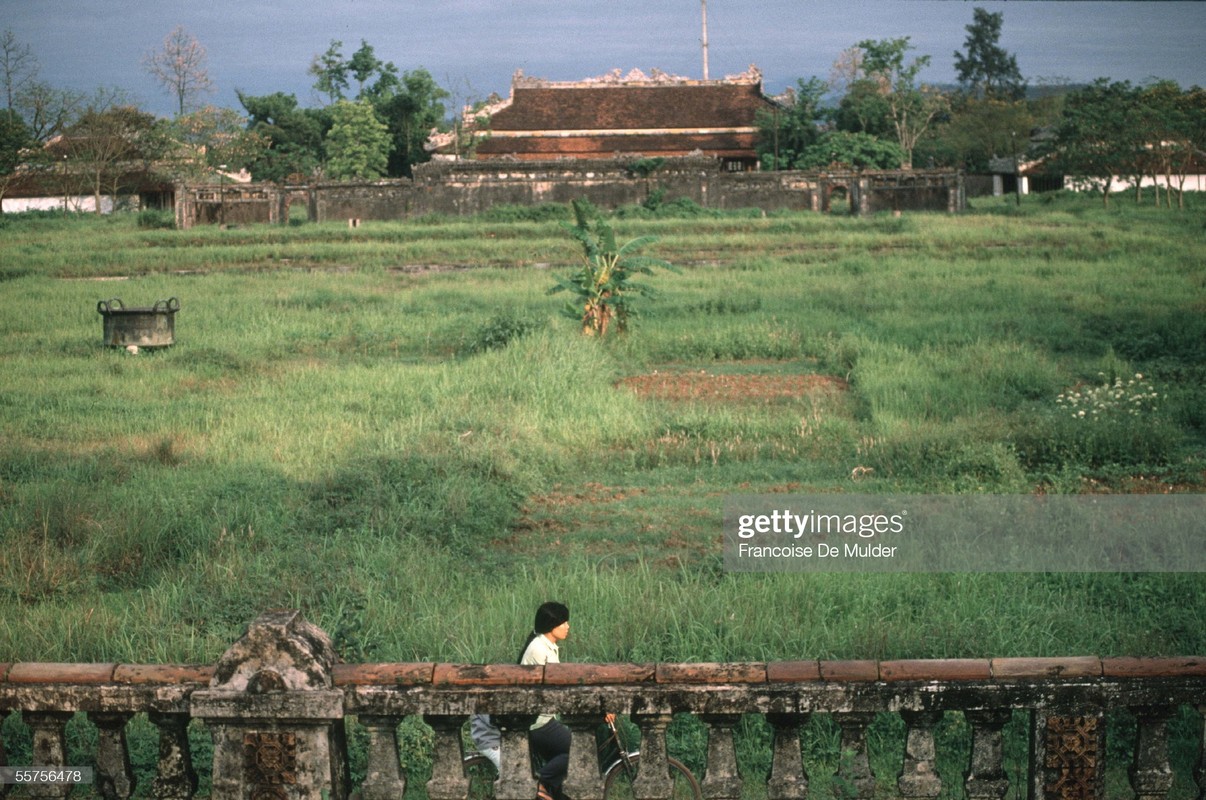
[2,658,1203,686]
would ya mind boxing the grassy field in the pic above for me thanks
[1,193,1204,797]
[1,194,1204,665]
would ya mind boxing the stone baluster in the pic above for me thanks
[358,715,408,800]
[834,712,876,799]
[561,714,605,800]
[630,713,675,800]
[897,711,943,799]
[24,710,72,800]
[1130,708,1175,800]
[147,711,197,800]
[90,712,136,800]
[1196,705,1205,800]
[964,710,1011,800]
[701,714,743,800]
[1191,709,1201,800]
[494,714,537,800]
[425,715,470,800]
[765,713,806,800]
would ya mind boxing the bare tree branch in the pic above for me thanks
[143,25,215,116]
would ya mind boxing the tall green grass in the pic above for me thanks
[1,193,1203,666]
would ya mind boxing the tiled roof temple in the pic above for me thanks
[429,67,778,165]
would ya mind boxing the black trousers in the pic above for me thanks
[529,719,571,791]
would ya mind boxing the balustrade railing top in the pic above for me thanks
[1,611,1203,800]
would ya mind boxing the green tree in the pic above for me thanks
[376,69,448,177]
[856,37,948,169]
[309,39,402,105]
[60,101,169,213]
[794,130,905,170]
[348,41,403,101]
[165,105,267,180]
[309,40,349,104]
[238,91,329,182]
[833,78,894,139]
[1046,79,1142,208]
[0,110,33,210]
[756,77,827,170]
[1136,81,1206,209]
[953,8,1025,100]
[938,96,1035,171]
[324,100,390,180]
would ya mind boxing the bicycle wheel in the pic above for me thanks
[603,754,702,800]
[462,754,498,800]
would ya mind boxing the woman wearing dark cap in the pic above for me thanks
[519,601,572,800]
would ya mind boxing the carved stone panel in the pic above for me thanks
[1041,715,1104,800]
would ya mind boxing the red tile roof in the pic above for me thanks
[444,68,777,162]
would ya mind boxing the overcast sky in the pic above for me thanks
[3,1,1204,117]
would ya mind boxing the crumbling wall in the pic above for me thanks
[407,158,713,216]
[175,183,281,229]
[177,161,964,227]
[312,180,415,221]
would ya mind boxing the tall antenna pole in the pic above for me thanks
[701,0,710,80]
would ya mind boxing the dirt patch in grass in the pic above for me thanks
[618,371,846,402]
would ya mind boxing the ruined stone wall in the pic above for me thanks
[311,180,415,221]
[705,171,816,212]
[177,162,963,227]
[861,172,965,214]
[406,158,714,217]
[175,183,281,229]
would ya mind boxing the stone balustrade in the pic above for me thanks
[1,611,1203,800]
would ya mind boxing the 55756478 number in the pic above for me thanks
[0,767,95,785]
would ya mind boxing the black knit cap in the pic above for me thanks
[533,601,570,634]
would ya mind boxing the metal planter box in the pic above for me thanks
[98,297,180,348]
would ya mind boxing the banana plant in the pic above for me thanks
[548,199,676,336]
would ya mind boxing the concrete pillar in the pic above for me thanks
[1130,708,1175,800]
[898,711,943,799]
[766,713,807,800]
[493,714,537,800]
[191,610,348,800]
[561,714,606,800]
[147,711,198,800]
[631,713,675,800]
[90,712,136,800]
[24,710,73,800]
[834,712,877,799]
[701,714,742,800]
[358,715,407,800]
[965,710,1011,800]
[424,715,469,800]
